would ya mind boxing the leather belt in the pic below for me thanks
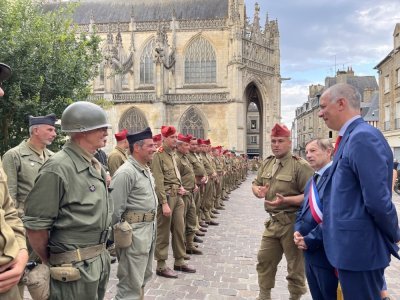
[122,210,156,223]
[49,244,105,265]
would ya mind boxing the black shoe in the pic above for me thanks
[193,236,203,243]
[186,248,203,255]
[205,220,219,226]
[173,264,196,273]
[111,256,117,264]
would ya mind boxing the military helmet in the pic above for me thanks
[61,101,111,133]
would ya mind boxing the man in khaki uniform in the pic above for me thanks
[151,126,196,278]
[252,124,313,300]
[24,101,113,299]
[2,113,57,217]
[110,127,158,300]
[108,128,129,176]
[176,134,203,255]
[187,138,208,233]
[152,134,162,150]
[0,63,29,300]
[198,139,218,226]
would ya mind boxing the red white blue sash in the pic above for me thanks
[308,179,323,224]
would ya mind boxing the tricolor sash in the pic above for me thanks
[308,179,323,224]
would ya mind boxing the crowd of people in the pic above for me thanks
[0,61,248,300]
[0,61,400,300]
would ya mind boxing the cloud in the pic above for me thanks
[245,0,399,125]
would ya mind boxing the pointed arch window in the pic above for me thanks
[180,107,206,139]
[119,107,149,133]
[185,37,216,84]
[140,39,156,85]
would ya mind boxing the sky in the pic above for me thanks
[245,0,400,126]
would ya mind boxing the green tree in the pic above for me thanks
[0,0,102,155]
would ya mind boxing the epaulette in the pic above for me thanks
[264,155,274,161]
[157,146,164,153]
[292,155,307,164]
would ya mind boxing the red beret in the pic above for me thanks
[271,123,290,137]
[197,139,206,145]
[204,139,211,145]
[161,125,176,137]
[153,134,161,142]
[115,129,128,141]
[178,133,191,143]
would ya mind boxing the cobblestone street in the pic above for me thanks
[25,173,400,299]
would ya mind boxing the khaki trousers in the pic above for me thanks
[201,180,214,221]
[155,195,186,268]
[256,215,307,297]
[115,221,156,300]
[49,251,111,300]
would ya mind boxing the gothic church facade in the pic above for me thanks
[64,0,281,157]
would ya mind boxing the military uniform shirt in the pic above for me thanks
[176,152,196,191]
[253,151,313,214]
[186,152,206,177]
[151,144,181,205]
[110,156,158,225]
[200,152,215,176]
[108,146,128,176]
[23,141,112,251]
[2,139,53,204]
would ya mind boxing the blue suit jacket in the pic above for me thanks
[323,118,400,271]
[295,167,332,268]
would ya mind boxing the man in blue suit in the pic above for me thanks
[294,138,337,300]
[318,83,400,299]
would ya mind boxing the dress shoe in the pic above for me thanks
[174,264,196,273]
[220,202,225,206]
[195,231,205,236]
[210,214,217,219]
[186,248,203,255]
[193,243,199,248]
[184,255,191,260]
[199,227,207,232]
[111,256,117,264]
[206,220,219,226]
[156,267,178,278]
[193,236,203,243]
[216,206,225,210]
[200,223,209,228]
[212,210,220,214]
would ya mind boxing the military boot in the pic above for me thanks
[257,289,271,300]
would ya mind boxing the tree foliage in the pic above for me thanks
[0,0,102,155]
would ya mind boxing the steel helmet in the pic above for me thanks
[61,101,111,133]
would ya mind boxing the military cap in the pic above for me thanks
[127,127,153,145]
[0,63,11,82]
[178,133,192,143]
[204,139,211,145]
[115,129,128,141]
[29,113,57,127]
[153,134,162,142]
[271,123,290,137]
[161,125,176,137]
[198,139,206,145]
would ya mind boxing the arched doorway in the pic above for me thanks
[119,107,149,133]
[244,83,263,158]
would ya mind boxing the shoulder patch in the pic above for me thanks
[157,146,164,153]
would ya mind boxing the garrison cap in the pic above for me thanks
[29,113,57,127]
[178,133,192,143]
[271,123,290,137]
[115,129,128,141]
[127,127,153,145]
[161,125,176,137]
[0,63,11,82]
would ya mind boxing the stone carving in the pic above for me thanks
[165,93,229,104]
[119,107,149,133]
[113,92,156,103]
[154,23,175,70]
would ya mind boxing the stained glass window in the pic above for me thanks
[185,37,216,84]
[140,39,156,84]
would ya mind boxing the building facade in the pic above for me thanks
[375,23,400,160]
[293,68,379,156]
[51,0,283,157]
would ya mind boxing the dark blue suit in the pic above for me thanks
[295,166,337,300]
[323,118,400,299]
